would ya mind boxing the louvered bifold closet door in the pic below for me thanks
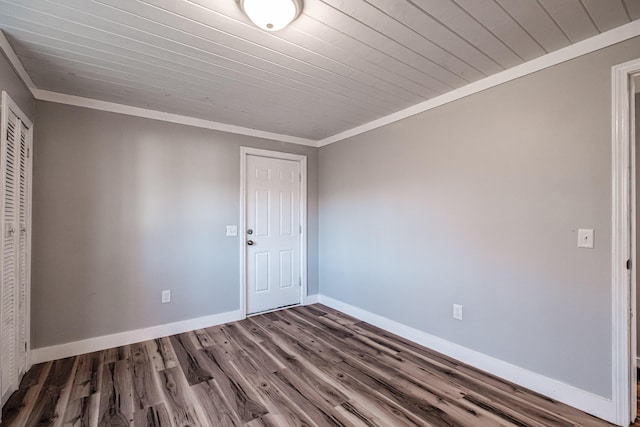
[0,91,32,408]
[0,109,18,402]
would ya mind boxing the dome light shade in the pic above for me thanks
[239,0,303,32]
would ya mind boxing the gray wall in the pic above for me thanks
[319,37,640,399]
[0,50,33,121]
[32,101,318,348]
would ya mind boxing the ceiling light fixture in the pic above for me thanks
[239,0,303,32]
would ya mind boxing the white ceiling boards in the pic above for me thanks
[0,0,639,143]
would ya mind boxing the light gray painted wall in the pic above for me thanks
[32,101,318,348]
[319,37,640,399]
[0,50,34,120]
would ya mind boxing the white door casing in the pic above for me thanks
[612,58,640,427]
[240,147,307,317]
[246,156,300,314]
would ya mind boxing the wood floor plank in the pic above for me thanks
[132,403,172,427]
[130,342,163,411]
[53,356,80,427]
[155,366,205,426]
[67,352,101,402]
[251,320,430,426]
[192,328,215,348]
[198,345,270,423]
[231,321,288,372]
[351,321,461,369]
[103,345,131,365]
[97,361,134,426]
[337,400,425,427]
[168,334,213,386]
[190,379,243,426]
[203,325,240,358]
[25,357,76,426]
[145,338,179,371]
[62,394,94,427]
[1,362,51,426]
[220,346,318,427]
[270,369,354,426]
[221,322,283,373]
[2,305,617,427]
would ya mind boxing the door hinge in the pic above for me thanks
[299,173,301,182]
[299,225,302,234]
[627,259,632,270]
[26,147,30,158]
[24,342,27,352]
[299,278,302,287]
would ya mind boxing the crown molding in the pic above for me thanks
[317,20,640,147]
[32,89,318,147]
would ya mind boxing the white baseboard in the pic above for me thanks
[318,295,616,425]
[305,294,320,305]
[30,309,243,364]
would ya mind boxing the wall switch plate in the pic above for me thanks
[161,290,171,304]
[577,228,594,249]
[453,304,463,320]
[226,225,238,237]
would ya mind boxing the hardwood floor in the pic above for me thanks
[1,304,614,426]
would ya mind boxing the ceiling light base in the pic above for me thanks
[239,0,303,32]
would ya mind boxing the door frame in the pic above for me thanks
[612,58,640,426]
[239,147,308,318]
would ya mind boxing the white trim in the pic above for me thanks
[30,309,242,364]
[631,75,638,423]
[33,90,317,147]
[239,147,308,318]
[612,58,640,427]
[318,20,640,147]
[305,294,319,305]
[318,295,616,424]
[0,31,36,95]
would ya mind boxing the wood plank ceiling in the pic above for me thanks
[0,0,638,140]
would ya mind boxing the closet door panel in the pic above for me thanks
[17,123,28,376]
[0,110,17,401]
[0,91,33,409]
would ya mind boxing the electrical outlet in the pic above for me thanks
[453,304,463,320]
[162,290,171,304]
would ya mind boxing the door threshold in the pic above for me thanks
[247,303,301,317]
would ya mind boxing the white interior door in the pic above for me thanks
[246,154,301,315]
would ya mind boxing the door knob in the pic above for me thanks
[247,240,254,246]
